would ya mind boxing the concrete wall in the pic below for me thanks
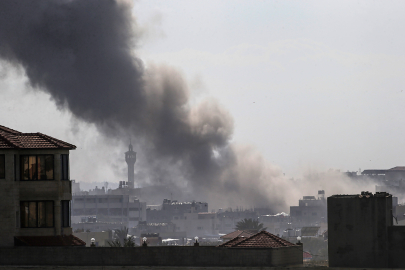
[0,246,302,267]
[328,194,392,268]
[73,231,112,247]
[387,226,405,268]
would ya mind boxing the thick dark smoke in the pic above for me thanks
[0,0,289,211]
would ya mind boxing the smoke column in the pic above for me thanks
[0,0,309,211]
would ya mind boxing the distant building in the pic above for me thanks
[289,190,327,228]
[216,209,258,234]
[171,211,219,238]
[328,191,405,268]
[0,125,83,246]
[259,212,289,235]
[147,199,208,223]
[71,194,146,229]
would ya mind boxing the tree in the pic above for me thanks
[235,218,266,232]
[106,227,137,247]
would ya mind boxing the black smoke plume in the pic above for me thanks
[0,0,288,211]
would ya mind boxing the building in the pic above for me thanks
[259,212,290,235]
[217,230,303,266]
[0,125,81,246]
[220,230,254,242]
[147,199,208,223]
[125,142,136,189]
[216,208,258,234]
[71,194,146,229]
[289,190,327,228]
[171,212,219,238]
[328,191,405,268]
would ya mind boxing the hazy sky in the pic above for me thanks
[1,0,405,185]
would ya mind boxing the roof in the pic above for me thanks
[388,166,405,171]
[330,191,392,199]
[220,230,255,240]
[219,236,248,247]
[303,251,313,259]
[0,125,76,149]
[218,230,297,248]
[362,170,387,175]
[15,235,86,246]
[301,227,320,237]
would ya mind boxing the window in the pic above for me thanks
[0,155,4,179]
[61,154,69,180]
[61,200,70,227]
[21,155,54,180]
[20,201,54,228]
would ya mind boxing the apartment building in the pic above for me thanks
[0,125,82,246]
[71,194,146,229]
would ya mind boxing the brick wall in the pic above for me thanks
[0,246,302,267]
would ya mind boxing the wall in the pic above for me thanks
[328,193,392,268]
[387,226,405,268]
[74,231,112,247]
[0,246,302,267]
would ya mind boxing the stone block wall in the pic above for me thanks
[0,246,302,267]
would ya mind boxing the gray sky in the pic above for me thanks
[1,0,405,203]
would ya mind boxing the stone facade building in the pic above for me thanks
[0,125,81,246]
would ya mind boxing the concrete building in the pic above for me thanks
[216,208,258,234]
[289,190,327,228]
[259,212,290,235]
[147,199,208,223]
[171,212,219,239]
[0,125,80,246]
[328,191,405,268]
[71,194,146,229]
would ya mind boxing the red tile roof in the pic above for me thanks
[218,231,297,248]
[303,251,313,259]
[15,235,86,246]
[0,125,76,149]
[219,236,248,247]
[220,230,255,240]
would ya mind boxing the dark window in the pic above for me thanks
[0,155,4,179]
[20,201,54,228]
[61,200,70,227]
[61,154,69,180]
[21,155,54,180]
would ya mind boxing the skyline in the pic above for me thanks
[0,0,404,209]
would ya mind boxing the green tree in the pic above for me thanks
[234,218,266,232]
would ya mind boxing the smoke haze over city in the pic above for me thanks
[1,0,405,210]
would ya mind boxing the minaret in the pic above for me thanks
[125,141,136,189]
